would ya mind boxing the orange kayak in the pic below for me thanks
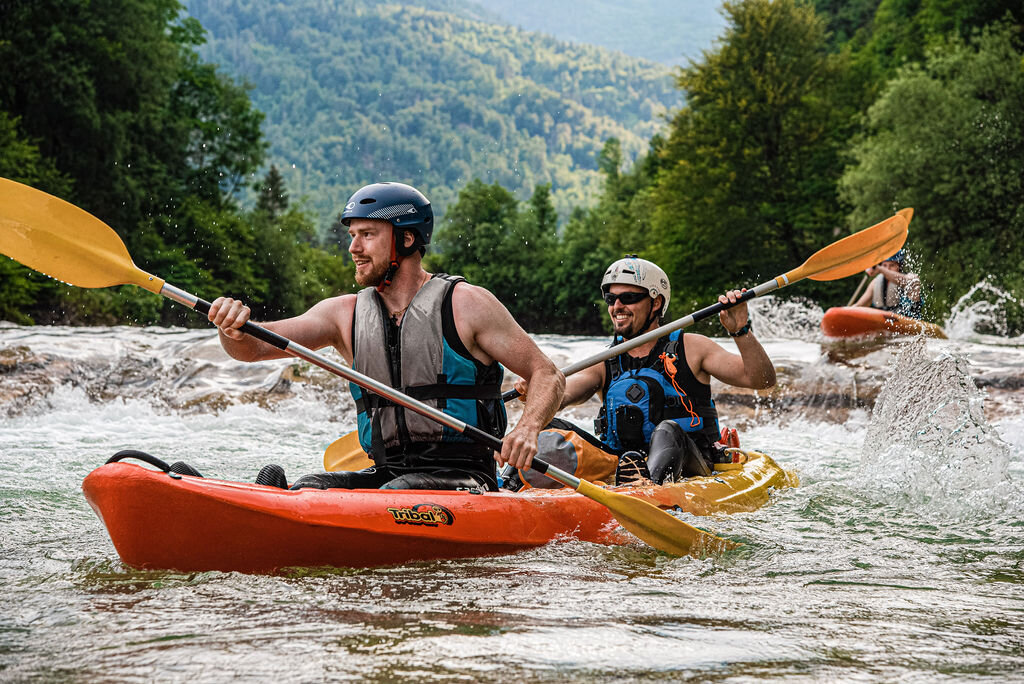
[821,306,946,339]
[83,452,795,572]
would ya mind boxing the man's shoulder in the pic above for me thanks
[450,279,497,305]
[309,292,357,319]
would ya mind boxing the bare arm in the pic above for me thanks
[513,362,604,410]
[689,289,776,389]
[878,263,922,302]
[453,284,565,470]
[853,276,875,307]
[208,294,356,363]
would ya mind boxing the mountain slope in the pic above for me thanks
[185,0,682,224]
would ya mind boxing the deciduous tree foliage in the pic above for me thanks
[0,0,356,325]
[647,0,860,313]
[840,23,1024,321]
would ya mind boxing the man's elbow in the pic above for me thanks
[752,366,776,390]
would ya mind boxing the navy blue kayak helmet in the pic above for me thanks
[341,182,433,255]
[883,249,906,265]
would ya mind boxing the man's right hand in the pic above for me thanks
[513,378,529,403]
[208,297,251,340]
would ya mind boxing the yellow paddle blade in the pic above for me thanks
[576,480,738,556]
[323,431,374,472]
[0,177,163,293]
[787,209,911,283]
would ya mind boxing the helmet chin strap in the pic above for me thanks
[375,230,402,292]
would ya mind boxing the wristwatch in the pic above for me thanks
[728,320,752,338]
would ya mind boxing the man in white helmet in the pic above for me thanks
[513,255,776,486]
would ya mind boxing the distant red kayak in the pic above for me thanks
[83,452,795,572]
[821,306,946,339]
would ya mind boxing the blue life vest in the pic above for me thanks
[596,331,720,454]
[350,275,507,473]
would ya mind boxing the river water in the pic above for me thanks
[1,296,1022,681]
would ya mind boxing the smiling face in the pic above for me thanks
[347,219,394,286]
[606,283,661,339]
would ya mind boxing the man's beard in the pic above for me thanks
[614,317,646,340]
[354,257,390,287]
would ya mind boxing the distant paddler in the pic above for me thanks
[850,249,924,319]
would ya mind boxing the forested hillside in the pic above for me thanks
[3,0,1022,336]
[430,0,1024,333]
[185,0,682,225]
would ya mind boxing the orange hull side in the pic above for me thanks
[821,306,945,339]
[83,453,793,572]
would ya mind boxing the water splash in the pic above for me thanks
[748,295,824,342]
[859,338,1022,518]
[944,279,1023,344]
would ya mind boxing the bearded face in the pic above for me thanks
[348,219,393,287]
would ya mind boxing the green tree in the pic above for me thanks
[254,164,290,219]
[430,179,559,329]
[840,23,1024,325]
[648,0,859,313]
[0,1,270,325]
[859,0,1023,75]
[0,112,72,323]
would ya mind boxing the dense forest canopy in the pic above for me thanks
[184,0,683,226]
[2,0,1023,336]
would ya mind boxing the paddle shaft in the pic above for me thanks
[161,283,567,482]
[501,278,775,402]
[846,274,869,306]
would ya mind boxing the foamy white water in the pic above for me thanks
[1,311,1022,681]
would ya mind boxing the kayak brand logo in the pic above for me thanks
[386,503,455,526]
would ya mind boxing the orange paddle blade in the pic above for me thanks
[785,209,911,283]
[0,177,163,293]
[323,431,373,472]
[576,480,738,556]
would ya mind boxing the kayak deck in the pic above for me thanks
[821,306,946,339]
[83,452,796,572]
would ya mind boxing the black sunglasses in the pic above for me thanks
[603,291,649,306]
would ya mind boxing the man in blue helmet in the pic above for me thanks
[511,256,776,488]
[851,249,923,319]
[208,182,565,491]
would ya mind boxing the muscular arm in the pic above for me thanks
[209,294,356,363]
[689,289,776,389]
[690,333,776,389]
[453,284,565,469]
[513,362,603,410]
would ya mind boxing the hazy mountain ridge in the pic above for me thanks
[185,0,683,224]
[466,0,728,65]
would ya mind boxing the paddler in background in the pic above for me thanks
[850,249,923,319]
[509,256,776,490]
[206,182,564,491]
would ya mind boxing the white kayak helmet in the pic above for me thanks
[601,255,671,317]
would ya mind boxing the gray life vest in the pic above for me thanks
[350,274,507,469]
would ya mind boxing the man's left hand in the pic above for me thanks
[718,288,749,334]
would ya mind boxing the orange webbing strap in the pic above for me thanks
[659,352,702,429]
